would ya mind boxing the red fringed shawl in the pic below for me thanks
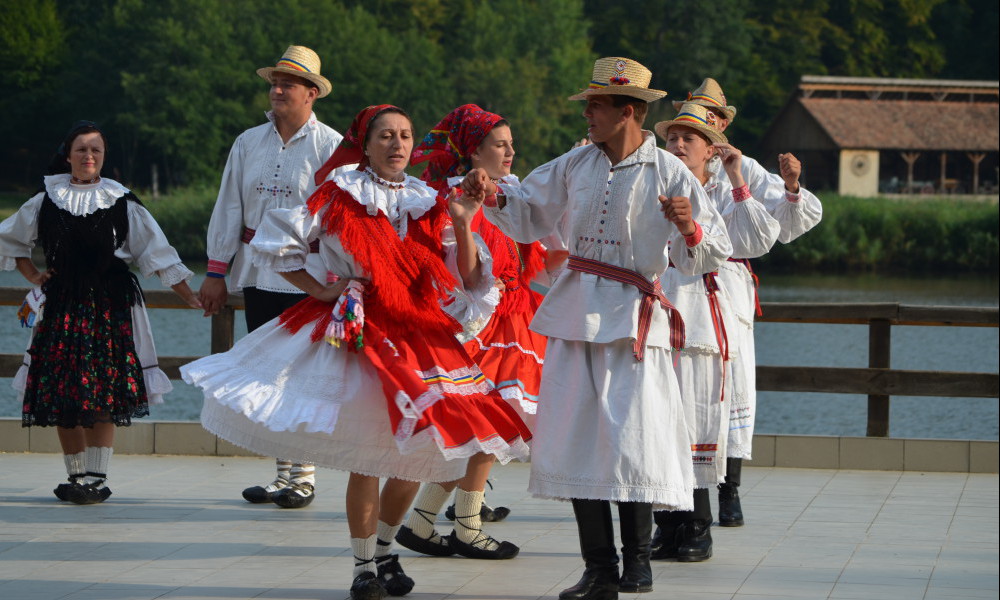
[470,210,546,317]
[280,181,461,343]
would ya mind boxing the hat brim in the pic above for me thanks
[672,99,736,120]
[653,119,728,146]
[569,86,667,102]
[257,66,331,98]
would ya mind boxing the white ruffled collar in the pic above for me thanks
[334,168,438,223]
[43,173,130,216]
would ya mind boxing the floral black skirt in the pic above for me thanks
[22,287,148,428]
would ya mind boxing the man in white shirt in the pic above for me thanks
[198,45,342,509]
[463,57,732,600]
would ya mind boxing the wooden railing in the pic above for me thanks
[2,287,997,438]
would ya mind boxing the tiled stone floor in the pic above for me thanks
[0,454,996,600]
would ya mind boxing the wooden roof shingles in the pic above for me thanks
[798,98,999,152]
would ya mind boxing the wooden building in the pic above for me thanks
[759,76,999,196]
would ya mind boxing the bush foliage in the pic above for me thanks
[757,195,999,273]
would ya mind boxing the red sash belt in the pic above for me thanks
[242,226,320,253]
[567,255,685,361]
[703,271,729,402]
[727,258,762,316]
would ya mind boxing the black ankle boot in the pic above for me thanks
[676,519,713,562]
[559,567,619,600]
[650,510,685,560]
[718,457,744,526]
[676,489,713,562]
[560,499,619,600]
[617,502,652,593]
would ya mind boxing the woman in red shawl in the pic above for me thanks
[182,105,531,600]
[394,104,553,561]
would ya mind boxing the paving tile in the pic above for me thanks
[0,454,994,600]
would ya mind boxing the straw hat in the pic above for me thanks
[654,103,728,145]
[257,45,332,98]
[568,57,667,102]
[671,78,736,120]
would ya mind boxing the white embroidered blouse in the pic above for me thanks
[0,174,193,286]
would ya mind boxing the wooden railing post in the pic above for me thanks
[210,305,236,355]
[867,318,891,436]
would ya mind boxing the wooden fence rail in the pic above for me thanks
[2,288,997,438]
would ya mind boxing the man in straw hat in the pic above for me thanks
[462,57,733,600]
[198,45,342,509]
[661,78,822,533]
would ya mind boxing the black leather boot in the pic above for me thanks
[676,489,712,562]
[559,499,619,600]
[718,457,744,526]
[618,502,653,593]
[650,510,685,560]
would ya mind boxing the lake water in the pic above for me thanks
[1,269,997,441]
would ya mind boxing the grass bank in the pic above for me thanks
[756,193,998,273]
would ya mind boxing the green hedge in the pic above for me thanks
[757,194,999,273]
[141,186,217,260]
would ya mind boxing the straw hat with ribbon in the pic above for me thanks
[671,77,736,120]
[257,45,332,98]
[568,57,667,102]
[654,102,728,145]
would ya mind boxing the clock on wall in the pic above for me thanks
[851,154,871,176]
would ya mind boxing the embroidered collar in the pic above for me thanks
[334,169,437,222]
[266,110,318,144]
[43,173,129,216]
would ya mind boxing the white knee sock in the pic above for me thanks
[84,446,112,486]
[64,452,85,479]
[453,489,498,550]
[404,483,451,539]
[351,534,378,577]
[375,520,400,559]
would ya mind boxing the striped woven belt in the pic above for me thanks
[702,271,729,402]
[242,226,320,253]
[567,255,685,361]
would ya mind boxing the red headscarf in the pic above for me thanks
[314,104,400,185]
[411,104,504,191]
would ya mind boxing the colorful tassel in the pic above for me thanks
[325,280,365,351]
[18,288,45,328]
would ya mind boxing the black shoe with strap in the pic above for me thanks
[446,529,519,560]
[272,481,314,508]
[375,554,414,596]
[349,571,387,600]
[67,473,112,505]
[395,506,456,557]
[54,475,85,501]
[242,477,287,504]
